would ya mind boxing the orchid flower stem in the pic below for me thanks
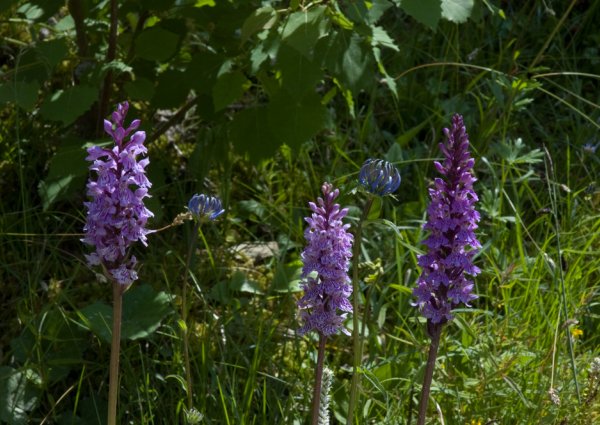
[107,279,123,425]
[310,334,327,425]
[417,322,443,425]
[182,221,200,410]
[346,197,374,425]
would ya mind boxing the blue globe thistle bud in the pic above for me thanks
[358,159,401,196]
[188,194,225,220]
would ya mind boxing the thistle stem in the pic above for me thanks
[311,334,327,425]
[417,322,443,425]
[182,222,200,409]
[107,280,123,425]
[346,197,373,425]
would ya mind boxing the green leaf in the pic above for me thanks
[121,284,173,340]
[229,271,264,295]
[340,33,374,94]
[101,60,133,76]
[272,262,302,293]
[267,90,327,151]
[281,5,327,57]
[124,77,155,101]
[277,44,323,96]
[153,70,189,108]
[38,137,88,210]
[241,6,277,43]
[212,71,249,111]
[185,51,223,94]
[10,309,87,384]
[134,26,180,62]
[367,196,382,220]
[396,119,429,147]
[368,0,393,23]
[371,26,398,51]
[0,367,40,425]
[230,106,280,161]
[441,0,474,23]
[400,0,441,30]
[79,284,173,343]
[0,80,39,110]
[36,38,69,71]
[39,85,97,126]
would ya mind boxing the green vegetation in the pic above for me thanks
[1,0,599,423]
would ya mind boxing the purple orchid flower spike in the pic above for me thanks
[413,114,481,326]
[298,182,354,336]
[83,101,153,286]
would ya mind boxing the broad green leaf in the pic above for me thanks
[194,0,215,6]
[17,0,62,21]
[38,137,88,209]
[341,0,369,24]
[0,80,39,110]
[281,5,327,57]
[400,0,441,30]
[212,71,249,111]
[120,284,173,340]
[441,0,474,23]
[0,367,40,425]
[267,90,327,150]
[39,85,97,126]
[277,44,323,96]
[371,26,398,51]
[272,262,302,293]
[124,77,155,101]
[368,0,393,23]
[134,27,180,62]
[341,33,374,94]
[229,106,280,162]
[229,271,264,295]
[10,309,87,384]
[185,51,223,94]
[153,70,189,108]
[36,38,69,71]
[54,14,74,31]
[101,60,133,76]
[241,6,277,43]
[79,284,173,343]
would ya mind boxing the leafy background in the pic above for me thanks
[1,0,600,424]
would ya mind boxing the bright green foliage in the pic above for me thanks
[1,0,600,424]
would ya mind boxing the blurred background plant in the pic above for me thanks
[0,0,599,423]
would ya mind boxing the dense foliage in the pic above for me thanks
[1,0,599,424]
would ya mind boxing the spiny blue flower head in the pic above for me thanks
[359,158,401,196]
[188,194,225,220]
[413,114,481,324]
[83,101,153,286]
[298,183,354,336]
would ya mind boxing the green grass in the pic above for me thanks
[1,1,600,424]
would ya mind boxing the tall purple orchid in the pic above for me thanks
[414,114,481,425]
[83,101,153,286]
[83,102,153,425]
[413,114,481,324]
[298,182,353,425]
[298,182,354,336]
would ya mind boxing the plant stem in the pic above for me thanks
[107,280,123,425]
[310,334,327,425]
[346,197,374,425]
[416,322,443,425]
[543,146,581,402]
[182,221,200,410]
